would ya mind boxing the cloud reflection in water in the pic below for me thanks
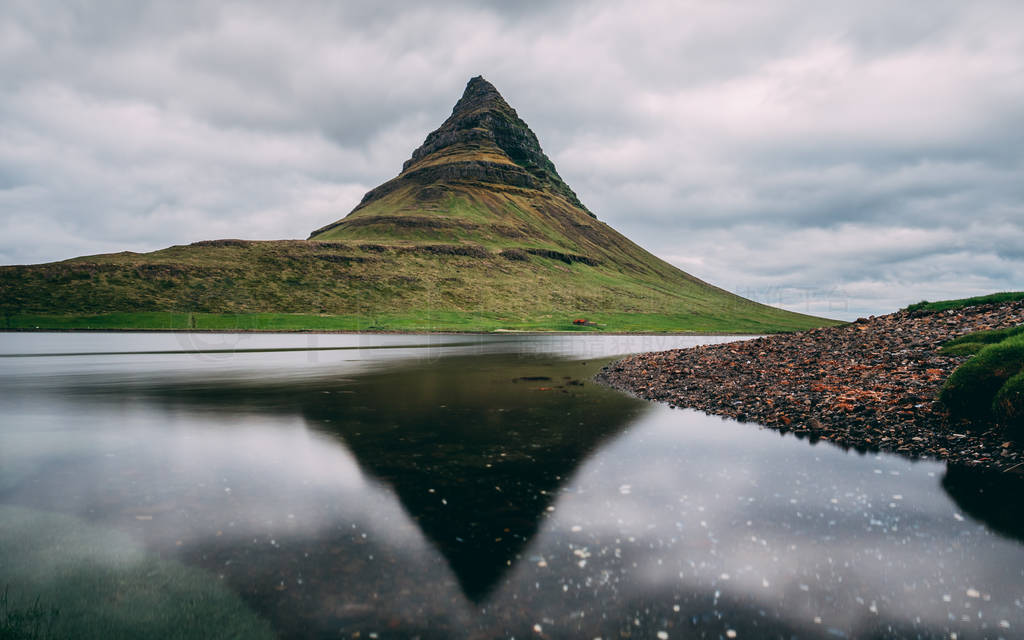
[1,334,1022,638]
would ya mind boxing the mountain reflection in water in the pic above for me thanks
[1,333,1023,639]
[61,353,648,602]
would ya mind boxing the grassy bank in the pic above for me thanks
[0,309,830,334]
[935,293,1024,433]
[941,323,1024,356]
[0,238,837,335]
[941,332,1024,432]
[906,291,1024,314]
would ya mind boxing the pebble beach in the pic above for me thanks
[598,301,1024,472]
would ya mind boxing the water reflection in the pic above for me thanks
[48,353,648,601]
[1,334,1023,639]
[941,465,1024,544]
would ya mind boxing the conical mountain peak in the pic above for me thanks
[397,76,588,213]
[309,76,590,235]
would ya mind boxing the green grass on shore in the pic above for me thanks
[941,323,1024,356]
[940,332,1024,434]
[0,233,837,335]
[915,292,1024,434]
[906,291,1024,314]
[0,310,823,334]
[994,369,1024,430]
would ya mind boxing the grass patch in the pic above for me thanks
[994,369,1024,430]
[940,323,1024,356]
[1,182,838,335]
[906,291,1024,314]
[940,333,1024,433]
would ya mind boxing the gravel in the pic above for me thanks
[597,301,1024,472]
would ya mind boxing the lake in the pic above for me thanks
[1,332,1021,639]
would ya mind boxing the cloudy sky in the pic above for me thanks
[2,1,1022,318]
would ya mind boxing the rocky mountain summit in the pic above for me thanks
[401,76,588,212]
[310,76,589,240]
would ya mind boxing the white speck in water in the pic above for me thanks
[571,525,582,532]
[953,513,964,521]
[942,594,951,602]
[999,620,1011,629]
[619,484,632,495]
[442,498,447,505]
[726,630,737,638]
[720,573,730,580]
[762,578,770,588]
[892,494,903,500]
[673,604,680,612]
[657,632,669,639]
[814,617,822,624]
[533,624,542,633]
[966,588,980,598]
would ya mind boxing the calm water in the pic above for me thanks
[0,332,1021,639]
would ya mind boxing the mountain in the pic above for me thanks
[0,77,837,333]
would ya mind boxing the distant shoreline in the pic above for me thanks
[0,309,830,335]
[0,327,760,337]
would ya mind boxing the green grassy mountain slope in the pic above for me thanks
[0,77,838,333]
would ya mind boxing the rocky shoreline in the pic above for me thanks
[597,301,1024,472]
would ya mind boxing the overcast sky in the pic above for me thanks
[2,1,1022,318]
